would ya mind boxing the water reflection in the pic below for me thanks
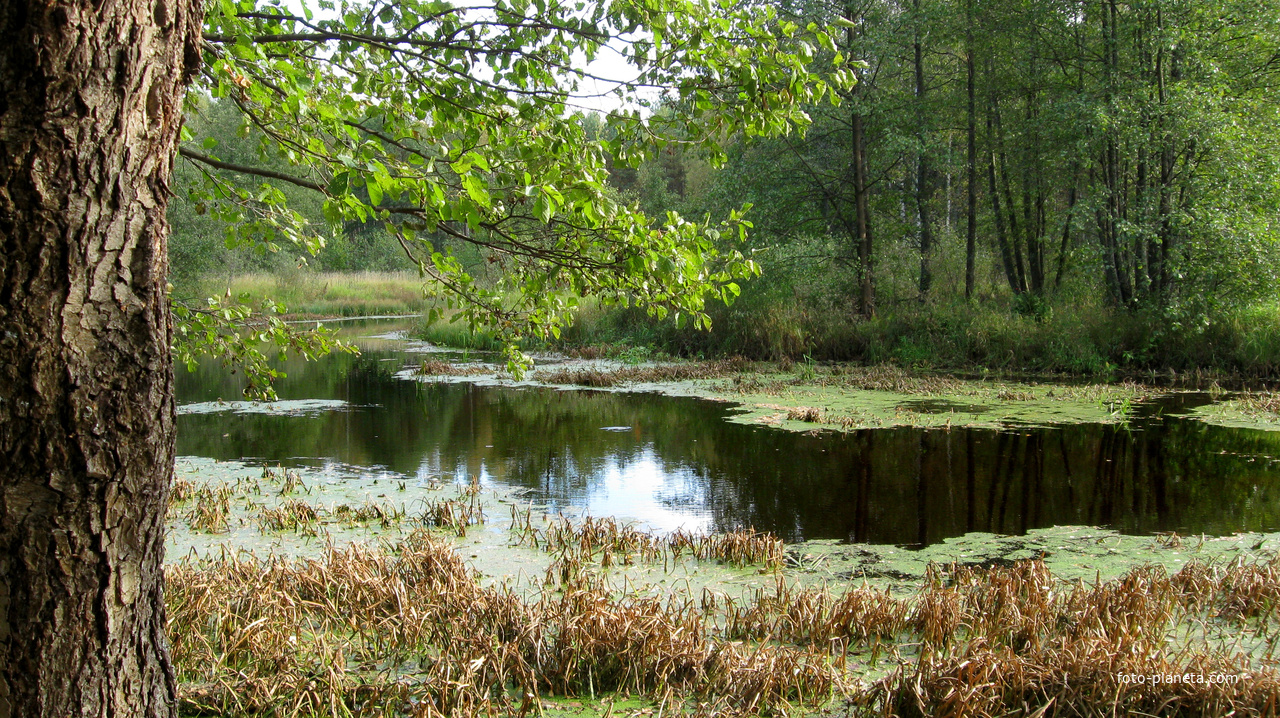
[176,322,1280,544]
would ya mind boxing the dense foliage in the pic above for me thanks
[172,0,846,394]
[593,0,1280,370]
[172,0,1280,379]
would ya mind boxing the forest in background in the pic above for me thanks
[171,0,1280,375]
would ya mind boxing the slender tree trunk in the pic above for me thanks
[965,22,977,301]
[0,1,200,716]
[1099,0,1133,306]
[1134,142,1150,299]
[987,86,1024,295]
[913,0,934,299]
[992,96,1027,294]
[1054,163,1080,288]
[843,7,874,318]
[1022,89,1045,294]
[1152,8,1175,302]
[853,108,875,318]
[987,122,1019,294]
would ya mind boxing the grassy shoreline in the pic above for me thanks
[414,296,1280,382]
[181,271,430,318]
[173,271,1280,380]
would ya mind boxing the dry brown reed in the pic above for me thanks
[787,406,825,422]
[865,641,1277,718]
[170,478,195,507]
[857,557,1280,717]
[415,497,485,536]
[724,364,963,397]
[674,528,786,570]
[1049,379,1153,402]
[166,530,841,717]
[165,531,1280,718]
[826,365,962,395]
[538,357,753,388]
[260,464,309,496]
[186,484,233,533]
[722,579,910,655]
[332,499,406,528]
[418,359,492,377]
[255,498,321,532]
[1238,390,1280,415]
[511,511,784,571]
[1172,556,1280,621]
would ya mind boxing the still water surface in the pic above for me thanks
[176,319,1280,545]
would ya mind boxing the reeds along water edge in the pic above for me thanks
[167,521,1280,717]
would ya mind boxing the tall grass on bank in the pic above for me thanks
[511,294,1280,378]
[185,271,429,318]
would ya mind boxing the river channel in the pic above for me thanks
[175,318,1280,546]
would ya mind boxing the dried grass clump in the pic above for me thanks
[261,464,308,495]
[332,499,405,528]
[954,559,1057,649]
[165,529,1280,718]
[825,365,962,395]
[539,358,753,388]
[1172,556,1280,621]
[858,557,1280,717]
[511,512,785,571]
[1050,380,1153,403]
[168,479,194,514]
[166,530,841,717]
[692,528,786,569]
[186,484,232,533]
[514,513,665,566]
[416,497,485,536]
[418,359,492,377]
[1238,390,1280,415]
[723,581,910,654]
[865,641,1277,718]
[787,406,826,422]
[256,499,321,532]
[725,364,963,397]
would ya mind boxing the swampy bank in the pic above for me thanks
[169,318,1280,717]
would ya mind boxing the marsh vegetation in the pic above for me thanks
[165,461,1280,717]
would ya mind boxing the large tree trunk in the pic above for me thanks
[0,1,200,716]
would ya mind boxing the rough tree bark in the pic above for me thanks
[0,0,200,715]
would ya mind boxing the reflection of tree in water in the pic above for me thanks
[695,420,1280,544]
[179,350,1280,544]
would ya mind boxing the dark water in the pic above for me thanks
[176,320,1280,545]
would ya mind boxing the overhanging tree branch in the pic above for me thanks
[178,146,326,193]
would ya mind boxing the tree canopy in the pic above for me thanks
[175,0,849,394]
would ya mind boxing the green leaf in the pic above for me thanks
[462,174,491,209]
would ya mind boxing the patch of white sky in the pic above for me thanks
[277,0,657,115]
[562,36,658,116]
